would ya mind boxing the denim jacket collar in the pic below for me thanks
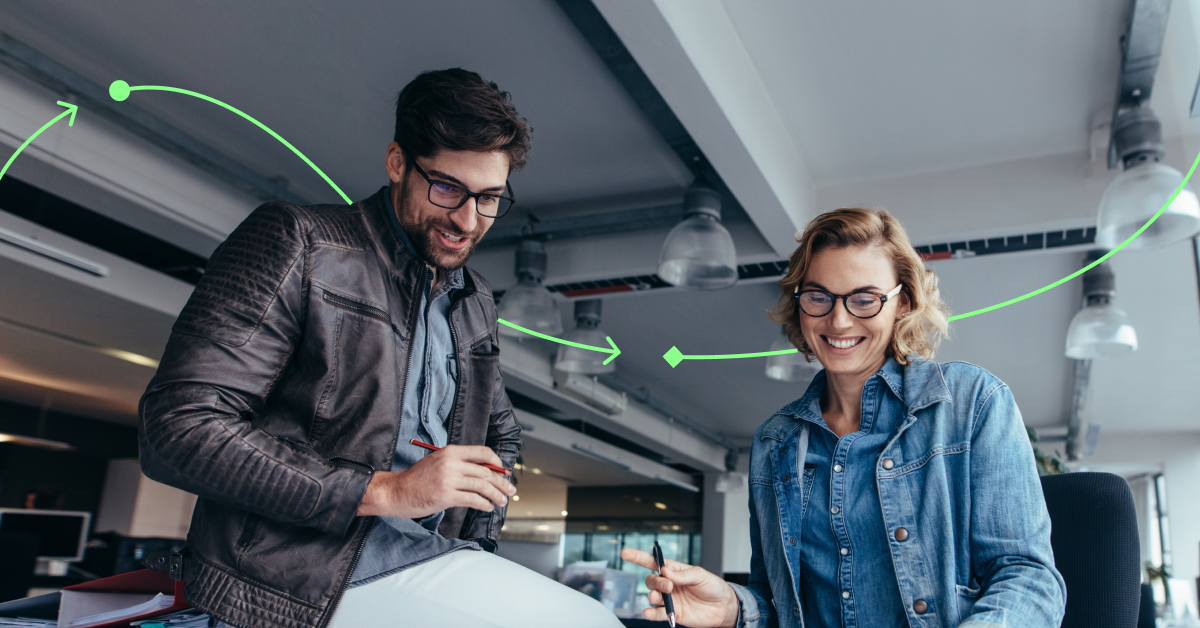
[761,356,951,442]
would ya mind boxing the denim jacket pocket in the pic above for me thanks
[955,583,983,624]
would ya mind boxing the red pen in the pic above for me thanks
[409,439,510,474]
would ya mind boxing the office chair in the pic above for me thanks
[1041,472,1141,628]
[0,531,40,603]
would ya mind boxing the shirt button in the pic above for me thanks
[782,474,792,482]
[833,464,843,473]
[831,505,840,514]
[841,591,850,600]
[882,458,895,470]
[840,547,849,556]
[789,536,796,546]
[914,600,928,614]
[895,527,909,542]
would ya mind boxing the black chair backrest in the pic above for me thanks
[1041,472,1141,628]
[0,531,40,603]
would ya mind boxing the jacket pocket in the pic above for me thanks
[955,583,982,624]
[321,289,401,336]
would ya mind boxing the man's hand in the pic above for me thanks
[356,445,515,519]
[620,548,741,628]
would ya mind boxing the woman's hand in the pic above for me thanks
[620,548,740,628]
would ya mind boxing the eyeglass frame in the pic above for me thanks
[793,284,904,319]
[404,151,517,219]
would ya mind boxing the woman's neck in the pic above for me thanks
[820,356,888,437]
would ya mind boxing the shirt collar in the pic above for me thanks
[384,185,464,291]
[782,356,906,424]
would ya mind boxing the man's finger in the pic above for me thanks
[641,605,668,622]
[447,445,505,468]
[646,574,673,594]
[454,491,495,512]
[459,476,508,507]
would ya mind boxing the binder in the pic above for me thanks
[56,569,190,628]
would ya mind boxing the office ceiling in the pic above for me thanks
[0,0,1197,462]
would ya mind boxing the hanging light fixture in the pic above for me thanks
[554,299,614,374]
[497,240,562,337]
[1065,252,1137,359]
[657,180,738,290]
[765,325,821,382]
[1096,107,1200,250]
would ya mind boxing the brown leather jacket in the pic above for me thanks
[138,188,521,628]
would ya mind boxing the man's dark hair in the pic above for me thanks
[395,68,532,170]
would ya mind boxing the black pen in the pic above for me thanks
[653,541,676,628]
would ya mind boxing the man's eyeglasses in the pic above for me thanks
[794,284,903,319]
[406,153,516,218]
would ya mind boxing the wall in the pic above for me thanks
[94,458,196,539]
[1088,431,1200,583]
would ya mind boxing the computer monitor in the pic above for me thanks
[0,508,91,561]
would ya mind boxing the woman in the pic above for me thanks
[622,208,1066,628]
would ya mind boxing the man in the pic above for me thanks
[140,69,620,628]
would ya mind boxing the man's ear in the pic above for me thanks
[385,142,406,183]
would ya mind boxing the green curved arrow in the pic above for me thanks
[499,319,621,365]
[664,146,1200,368]
[108,80,351,204]
[1,101,78,182]
[109,80,624,365]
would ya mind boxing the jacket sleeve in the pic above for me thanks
[960,384,1067,627]
[138,203,372,537]
[461,327,522,546]
[729,477,777,628]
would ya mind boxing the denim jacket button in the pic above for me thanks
[782,473,792,482]
[789,536,796,546]
[831,505,840,514]
[882,458,895,470]
[894,527,909,541]
[914,600,928,614]
[840,547,849,555]
[841,591,850,600]
[833,464,843,473]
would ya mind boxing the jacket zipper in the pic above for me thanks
[322,291,401,336]
[319,269,424,628]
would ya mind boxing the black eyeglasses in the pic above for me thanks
[794,284,903,319]
[406,153,516,218]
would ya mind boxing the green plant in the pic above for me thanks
[1027,427,1067,475]
[1145,561,1173,606]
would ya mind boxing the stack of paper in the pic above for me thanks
[69,593,175,627]
[0,618,56,627]
[131,609,212,627]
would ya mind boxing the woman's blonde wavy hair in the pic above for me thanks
[769,208,950,365]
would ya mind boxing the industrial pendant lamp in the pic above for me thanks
[554,299,614,374]
[497,240,562,337]
[1065,253,1137,359]
[1096,107,1200,250]
[764,325,820,383]
[657,180,738,290]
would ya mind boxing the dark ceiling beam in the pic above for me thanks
[0,31,307,204]
[555,0,746,220]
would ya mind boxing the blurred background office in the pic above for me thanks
[0,0,1198,624]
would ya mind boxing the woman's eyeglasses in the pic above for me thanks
[794,284,903,319]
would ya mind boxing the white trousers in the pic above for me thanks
[326,549,625,628]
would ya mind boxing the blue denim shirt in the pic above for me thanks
[798,361,907,628]
[731,358,1066,628]
[348,188,473,587]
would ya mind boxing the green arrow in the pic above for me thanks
[109,80,627,362]
[108,80,351,204]
[1,101,78,182]
[499,319,621,365]
[664,146,1200,368]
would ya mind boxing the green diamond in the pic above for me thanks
[663,346,685,368]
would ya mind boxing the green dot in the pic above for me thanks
[109,80,130,101]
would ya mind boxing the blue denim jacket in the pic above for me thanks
[731,358,1066,628]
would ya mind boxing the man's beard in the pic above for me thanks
[396,188,484,272]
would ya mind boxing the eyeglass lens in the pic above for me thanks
[798,291,884,318]
[428,181,513,218]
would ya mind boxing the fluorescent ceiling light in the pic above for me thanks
[0,225,109,276]
[0,433,74,451]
